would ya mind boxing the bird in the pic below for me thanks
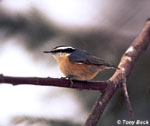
[44,45,118,81]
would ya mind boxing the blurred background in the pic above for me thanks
[0,0,150,125]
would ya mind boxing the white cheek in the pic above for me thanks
[62,53,71,57]
[53,53,70,58]
[58,53,70,57]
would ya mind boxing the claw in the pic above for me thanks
[60,76,74,87]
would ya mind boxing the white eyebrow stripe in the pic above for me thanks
[56,46,75,50]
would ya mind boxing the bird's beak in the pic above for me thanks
[43,51,52,53]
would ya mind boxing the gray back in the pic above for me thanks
[69,49,106,65]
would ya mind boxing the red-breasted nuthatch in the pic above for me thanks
[44,46,118,80]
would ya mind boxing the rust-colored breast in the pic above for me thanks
[57,56,100,80]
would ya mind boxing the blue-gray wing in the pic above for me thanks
[69,50,107,65]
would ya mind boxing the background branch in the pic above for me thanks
[85,19,150,126]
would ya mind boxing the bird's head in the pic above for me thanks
[43,45,76,59]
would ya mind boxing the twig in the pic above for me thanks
[122,77,134,121]
[121,68,134,121]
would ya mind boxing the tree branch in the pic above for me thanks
[0,74,108,91]
[85,19,150,126]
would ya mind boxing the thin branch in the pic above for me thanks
[122,77,134,121]
[85,19,150,126]
[0,74,108,91]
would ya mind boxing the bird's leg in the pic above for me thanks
[67,75,76,87]
[61,75,83,88]
[61,75,75,87]
[63,75,78,87]
[69,78,74,88]
[61,76,69,80]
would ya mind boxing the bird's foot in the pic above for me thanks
[61,76,75,87]
[61,76,69,80]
